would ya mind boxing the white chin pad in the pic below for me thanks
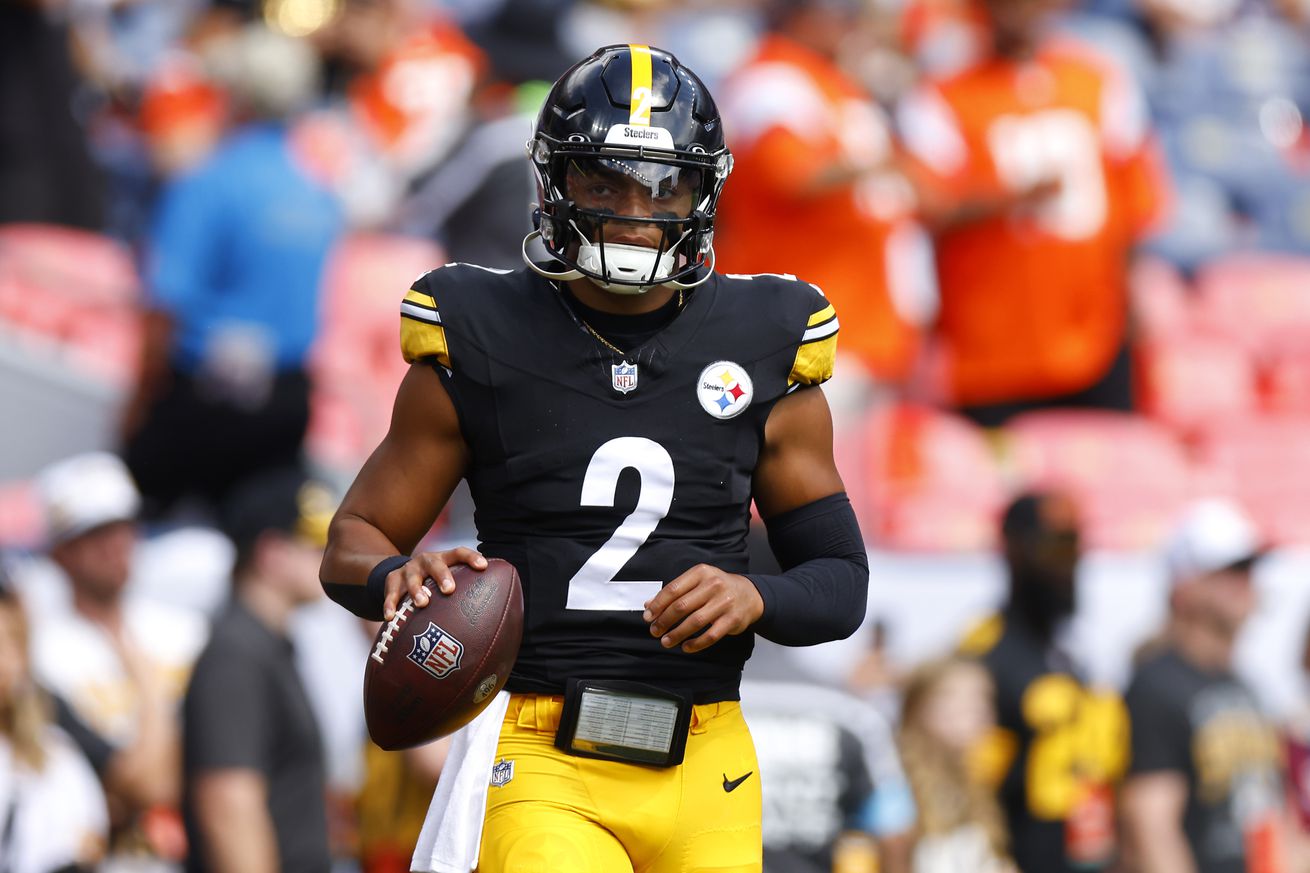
[577,242,675,293]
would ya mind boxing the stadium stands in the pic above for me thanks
[1003,410,1191,551]
[0,223,141,386]
[1192,416,1310,547]
[305,232,445,470]
[1136,333,1259,435]
[1193,253,1310,355]
[856,403,1006,552]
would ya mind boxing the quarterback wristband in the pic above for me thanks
[322,556,410,621]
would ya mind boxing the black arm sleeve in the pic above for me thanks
[746,492,870,646]
[321,555,409,621]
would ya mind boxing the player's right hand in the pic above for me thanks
[382,547,487,621]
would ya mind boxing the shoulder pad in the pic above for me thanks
[399,273,450,369]
[790,283,838,389]
[718,272,839,388]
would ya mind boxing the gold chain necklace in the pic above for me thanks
[576,288,684,356]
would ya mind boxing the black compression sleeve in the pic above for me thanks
[321,555,410,621]
[746,492,869,646]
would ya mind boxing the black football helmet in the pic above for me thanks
[523,44,732,293]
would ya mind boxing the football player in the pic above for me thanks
[320,44,870,873]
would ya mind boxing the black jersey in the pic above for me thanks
[961,612,1129,873]
[399,265,838,702]
[1125,648,1283,873]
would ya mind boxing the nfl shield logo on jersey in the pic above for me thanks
[490,758,515,787]
[407,622,464,679]
[611,361,639,394]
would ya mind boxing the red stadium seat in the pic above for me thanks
[306,232,446,471]
[1004,411,1191,550]
[1136,333,1258,435]
[1264,348,1310,415]
[1192,416,1310,547]
[1130,256,1194,341]
[857,404,1005,552]
[0,223,139,307]
[0,223,142,387]
[1193,254,1310,355]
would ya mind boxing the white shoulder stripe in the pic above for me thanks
[721,271,799,282]
[401,301,442,324]
[443,262,514,275]
[802,318,839,343]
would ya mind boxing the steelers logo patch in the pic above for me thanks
[697,361,754,420]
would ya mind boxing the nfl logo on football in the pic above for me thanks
[611,361,638,394]
[407,622,464,679]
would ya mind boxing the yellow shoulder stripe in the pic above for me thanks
[808,304,836,328]
[789,302,839,387]
[399,289,451,369]
[789,334,837,386]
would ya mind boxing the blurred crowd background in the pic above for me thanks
[5,0,1310,871]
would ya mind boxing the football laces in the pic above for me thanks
[369,598,416,664]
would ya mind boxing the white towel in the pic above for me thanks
[411,692,512,873]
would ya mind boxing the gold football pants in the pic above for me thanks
[476,693,762,873]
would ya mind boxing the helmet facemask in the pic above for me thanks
[528,137,730,294]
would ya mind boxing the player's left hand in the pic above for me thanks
[642,564,765,654]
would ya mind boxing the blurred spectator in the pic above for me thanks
[313,2,539,264]
[136,52,230,179]
[1120,499,1287,873]
[303,1,490,229]
[182,467,335,873]
[897,0,1169,427]
[741,679,916,873]
[0,0,107,229]
[122,22,344,520]
[959,491,1129,873]
[393,77,541,271]
[460,0,574,85]
[0,576,109,873]
[846,617,907,725]
[716,0,933,418]
[1287,618,1310,872]
[898,656,1015,873]
[1058,0,1310,267]
[29,452,208,869]
[899,0,991,79]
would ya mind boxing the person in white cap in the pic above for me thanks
[1120,498,1286,873]
[28,451,208,868]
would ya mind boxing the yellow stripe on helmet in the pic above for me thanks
[628,44,652,127]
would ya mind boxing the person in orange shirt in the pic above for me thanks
[897,0,1169,427]
[715,0,934,415]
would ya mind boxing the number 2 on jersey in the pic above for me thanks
[566,437,675,611]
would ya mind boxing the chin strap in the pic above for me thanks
[664,247,715,291]
[522,231,584,283]
[521,230,716,293]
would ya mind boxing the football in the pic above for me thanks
[363,558,524,751]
